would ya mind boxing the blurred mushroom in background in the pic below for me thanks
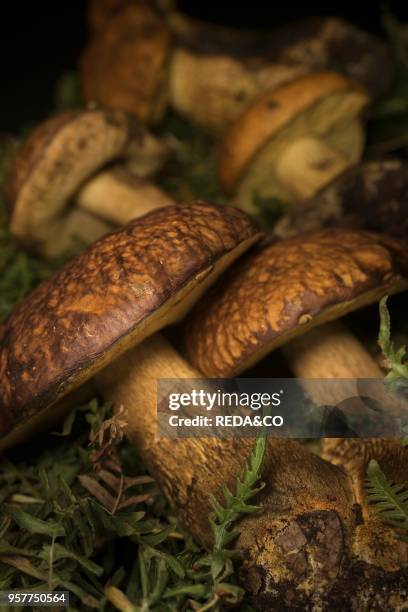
[4,108,174,257]
[81,3,393,134]
[274,157,408,242]
[217,72,369,215]
[169,13,392,134]
[81,1,173,124]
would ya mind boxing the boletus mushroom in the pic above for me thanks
[4,108,174,257]
[96,228,408,608]
[218,72,369,215]
[81,2,172,124]
[0,201,261,450]
[169,14,391,135]
[86,0,132,33]
[274,157,408,242]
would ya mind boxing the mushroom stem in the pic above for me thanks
[281,319,393,422]
[282,320,407,502]
[42,209,112,259]
[96,333,353,545]
[96,333,408,607]
[282,320,382,387]
[76,169,174,225]
[275,137,352,201]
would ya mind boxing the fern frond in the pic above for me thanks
[366,460,408,541]
[209,435,266,552]
[378,297,408,382]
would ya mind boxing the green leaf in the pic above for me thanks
[378,297,408,382]
[366,459,408,539]
[40,543,103,577]
[2,505,64,538]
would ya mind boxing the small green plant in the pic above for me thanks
[378,296,408,446]
[107,435,266,612]
[365,459,408,542]
[378,296,408,382]
[366,298,408,538]
[197,435,266,609]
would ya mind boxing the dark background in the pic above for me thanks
[1,1,407,131]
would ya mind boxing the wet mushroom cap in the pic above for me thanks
[274,158,408,242]
[218,72,369,196]
[4,108,167,254]
[185,229,408,377]
[81,3,172,124]
[0,202,261,443]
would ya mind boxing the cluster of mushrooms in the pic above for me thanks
[1,1,408,609]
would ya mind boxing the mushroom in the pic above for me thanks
[81,3,172,124]
[86,0,132,33]
[4,108,173,257]
[169,14,391,134]
[185,228,408,396]
[274,157,408,241]
[0,201,261,449]
[96,228,408,608]
[217,72,369,215]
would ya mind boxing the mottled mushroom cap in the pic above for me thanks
[4,108,168,256]
[185,229,408,377]
[274,158,408,242]
[170,16,391,134]
[218,72,369,197]
[81,3,172,124]
[0,202,261,447]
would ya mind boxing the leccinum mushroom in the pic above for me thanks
[0,202,261,449]
[97,228,408,608]
[274,157,408,241]
[169,14,391,135]
[81,3,172,124]
[217,72,369,215]
[4,108,173,257]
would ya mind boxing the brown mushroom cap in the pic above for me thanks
[274,158,408,242]
[185,229,408,377]
[0,202,261,446]
[4,108,169,256]
[218,72,369,209]
[81,3,172,124]
[87,0,132,33]
[169,15,391,134]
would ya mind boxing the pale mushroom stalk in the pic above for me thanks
[282,321,383,403]
[76,168,174,225]
[274,134,357,201]
[96,332,356,543]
